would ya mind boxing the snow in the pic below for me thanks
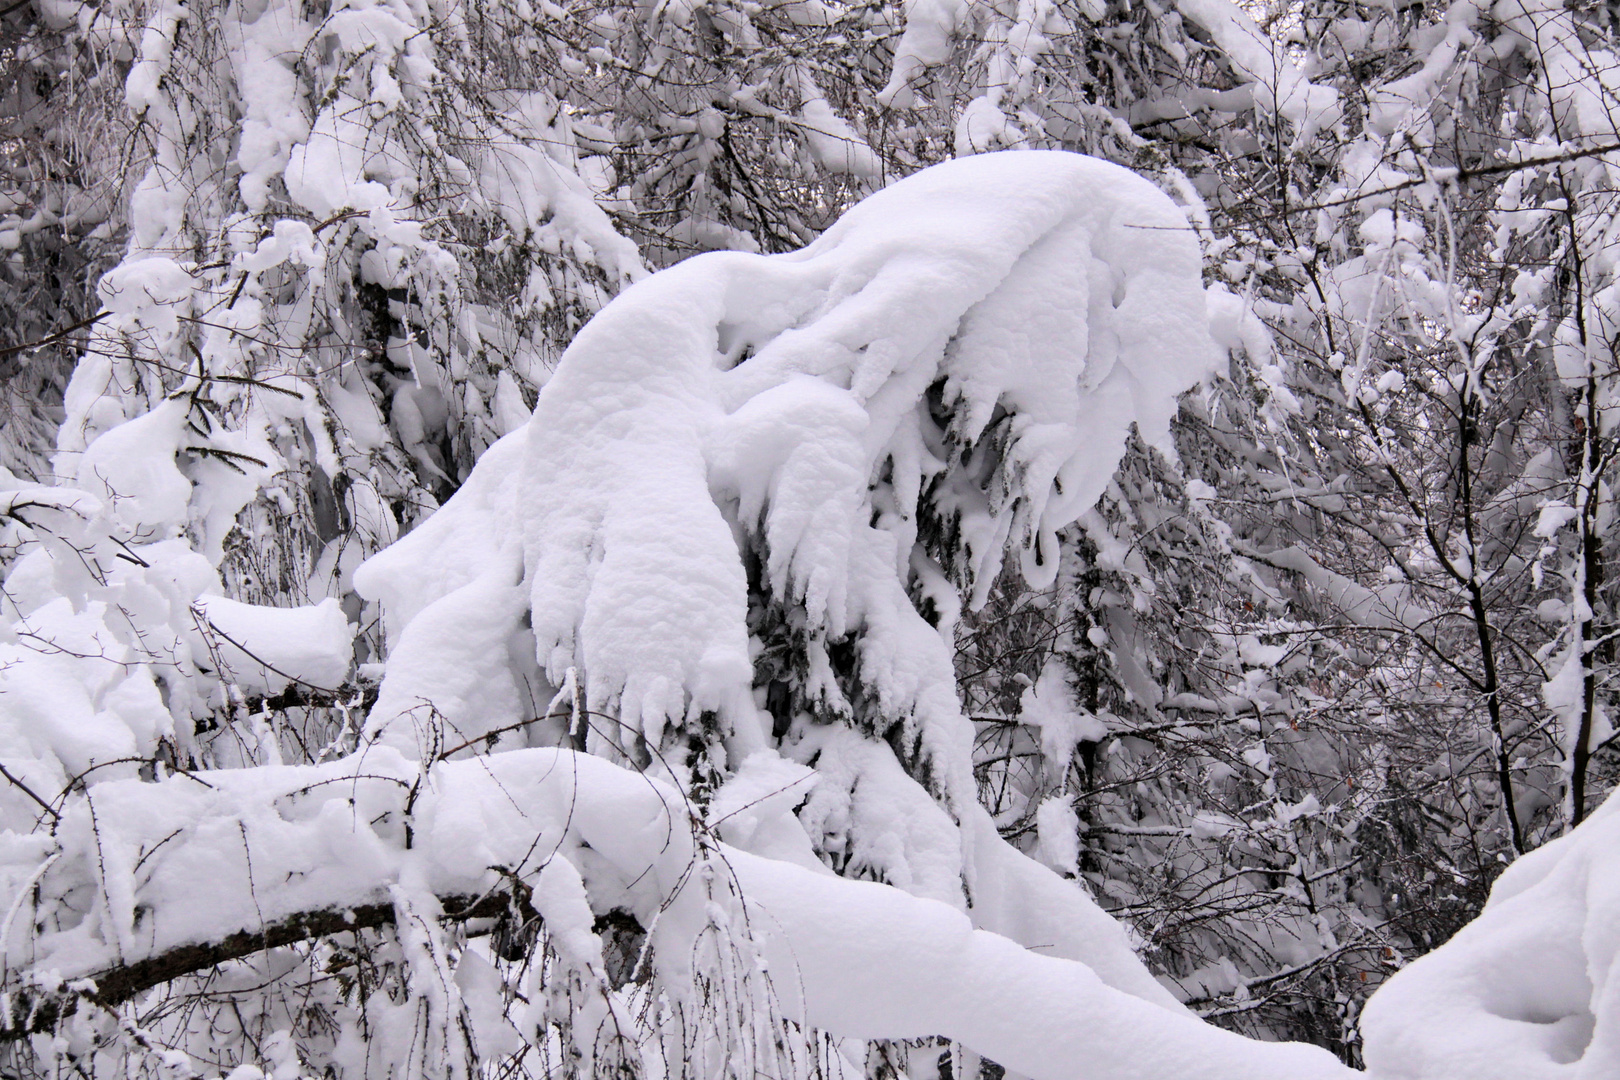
[1360,787,1620,1079]
[192,594,353,695]
[0,459,354,803]
[226,0,313,213]
[1543,645,1614,775]
[5,0,1616,1074]
[475,94,646,284]
[0,746,1357,1080]
[94,257,195,350]
[184,422,281,565]
[76,397,192,538]
[1248,544,1431,633]
[793,727,967,907]
[1367,1,1480,137]
[354,429,529,641]
[1176,0,1342,147]
[1494,0,1620,188]
[284,93,389,219]
[355,149,1220,1016]
[1019,661,1107,774]
[68,386,280,565]
[878,0,969,108]
[881,0,1095,110]
[707,751,819,846]
[731,841,1351,1080]
[493,369,533,435]
[956,96,1009,155]
[124,0,185,115]
[797,78,882,177]
[1034,793,1081,876]
[363,566,534,754]
[0,602,145,783]
[0,22,1611,1057]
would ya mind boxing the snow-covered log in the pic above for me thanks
[7,741,1619,1077]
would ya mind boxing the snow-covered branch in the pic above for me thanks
[0,747,1357,1080]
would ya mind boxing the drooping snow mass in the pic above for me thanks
[359,149,1218,746]
[357,149,1219,1008]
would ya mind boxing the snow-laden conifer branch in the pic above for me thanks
[355,149,1222,1013]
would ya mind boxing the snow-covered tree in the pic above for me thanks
[5,144,1617,1080]
[3,0,1620,1076]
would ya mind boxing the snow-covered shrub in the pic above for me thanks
[355,148,1219,996]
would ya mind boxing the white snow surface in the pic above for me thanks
[1361,787,1620,1079]
[1020,660,1108,773]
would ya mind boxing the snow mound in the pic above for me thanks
[192,594,353,694]
[1360,786,1620,1080]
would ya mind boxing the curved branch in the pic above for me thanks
[0,890,518,1039]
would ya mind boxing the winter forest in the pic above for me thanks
[0,0,1617,1076]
